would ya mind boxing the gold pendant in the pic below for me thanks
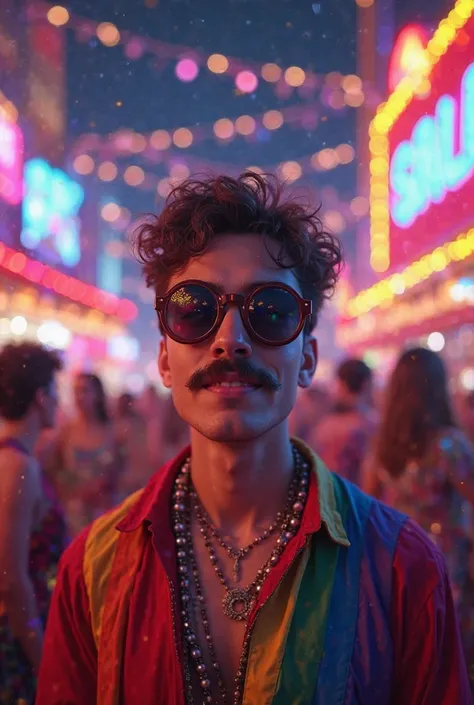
[222,588,253,621]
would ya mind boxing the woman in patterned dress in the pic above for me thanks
[363,347,474,688]
[0,343,67,704]
[47,373,120,538]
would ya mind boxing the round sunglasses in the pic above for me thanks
[155,280,312,347]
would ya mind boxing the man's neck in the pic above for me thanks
[0,417,39,455]
[189,424,295,545]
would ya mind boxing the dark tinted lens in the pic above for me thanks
[248,286,301,342]
[166,284,218,341]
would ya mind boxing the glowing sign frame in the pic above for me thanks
[21,158,84,268]
[369,0,474,274]
[0,116,23,205]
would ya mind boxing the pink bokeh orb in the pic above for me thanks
[235,70,258,93]
[175,58,199,83]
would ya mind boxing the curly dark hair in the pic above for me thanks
[0,342,62,420]
[374,347,456,478]
[133,172,343,330]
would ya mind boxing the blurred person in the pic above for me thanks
[0,343,67,704]
[38,173,471,704]
[310,358,377,485]
[141,384,165,467]
[47,373,119,537]
[288,383,329,444]
[363,347,474,688]
[114,392,152,496]
[157,393,190,466]
[462,390,474,444]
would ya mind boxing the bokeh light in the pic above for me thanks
[279,161,302,182]
[316,148,339,170]
[150,130,172,150]
[235,70,258,93]
[175,58,199,82]
[341,74,363,94]
[124,165,145,186]
[345,92,365,107]
[213,118,235,140]
[324,210,346,234]
[235,115,256,135]
[47,6,70,26]
[262,110,284,130]
[173,128,193,148]
[124,38,144,60]
[97,161,118,182]
[328,91,346,110]
[335,143,356,164]
[350,196,369,217]
[130,133,147,153]
[261,63,282,83]
[427,331,445,352]
[207,54,229,74]
[355,0,375,7]
[97,22,121,47]
[169,163,190,179]
[284,66,306,87]
[101,202,121,222]
[157,178,172,198]
[73,154,95,175]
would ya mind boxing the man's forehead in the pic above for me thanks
[168,232,300,291]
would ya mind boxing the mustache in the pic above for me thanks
[186,358,281,392]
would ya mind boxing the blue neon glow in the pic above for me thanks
[21,158,84,267]
[390,62,474,228]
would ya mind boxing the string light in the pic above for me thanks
[124,165,145,186]
[175,58,199,82]
[279,161,302,182]
[150,130,172,150]
[235,115,256,135]
[213,118,234,140]
[97,161,118,181]
[262,110,284,130]
[46,5,69,26]
[346,227,474,319]
[96,22,120,47]
[284,66,306,87]
[261,63,282,82]
[207,54,229,74]
[73,154,95,175]
[235,71,258,93]
[101,202,121,222]
[172,128,193,148]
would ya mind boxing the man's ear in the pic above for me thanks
[298,335,317,389]
[158,337,172,389]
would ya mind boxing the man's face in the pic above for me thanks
[158,233,317,443]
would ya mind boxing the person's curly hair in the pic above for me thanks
[133,172,343,330]
[0,342,62,420]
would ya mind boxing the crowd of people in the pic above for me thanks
[0,171,473,703]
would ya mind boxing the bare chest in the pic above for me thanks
[185,527,277,703]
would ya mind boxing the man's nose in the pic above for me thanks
[210,307,252,359]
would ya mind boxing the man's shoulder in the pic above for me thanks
[59,488,146,576]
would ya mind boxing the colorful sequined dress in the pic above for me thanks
[373,429,474,688]
[0,439,68,705]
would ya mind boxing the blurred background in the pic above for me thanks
[0,0,473,406]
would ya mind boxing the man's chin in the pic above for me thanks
[192,412,271,444]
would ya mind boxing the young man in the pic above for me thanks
[37,173,472,704]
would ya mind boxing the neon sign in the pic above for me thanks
[21,158,84,267]
[369,6,474,272]
[0,116,23,204]
[391,63,474,228]
[388,25,429,93]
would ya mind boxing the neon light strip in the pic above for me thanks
[368,0,474,273]
[0,244,137,322]
[347,226,474,318]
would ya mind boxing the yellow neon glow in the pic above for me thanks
[368,0,474,274]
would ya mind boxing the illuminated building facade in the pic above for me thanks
[339,0,474,391]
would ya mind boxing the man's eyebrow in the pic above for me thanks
[206,280,282,294]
